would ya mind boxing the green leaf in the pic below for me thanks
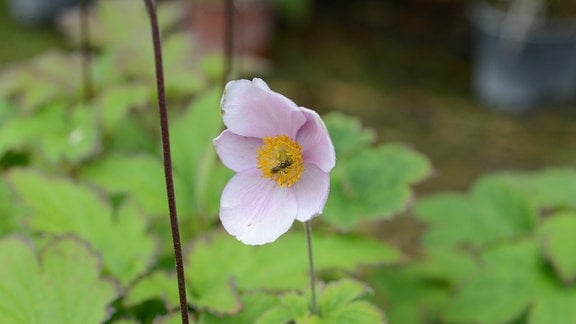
[106,116,159,155]
[415,175,536,250]
[0,66,21,99]
[155,311,197,324]
[97,83,151,134]
[79,0,154,78]
[198,292,280,324]
[523,168,576,210]
[444,240,545,323]
[59,0,180,49]
[472,175,537,235]
[186,230,400,314]
[324,112,376,159]
[479,168,576,210]
[540,212,576,284]
[65,0,181,81]
[369,249,475,323]
[530,291,576,324]
[123,271,180,309]
[0,178,23,237]
[103,200,157,284]
[91,51,124,90]
[28,51,81,101]
[0,108,49,157]
[325,143,431,229]
[109,319,141,324]
[370,264,451,324]
[0,99,16,123]
[322,113,431,230]
[171,87,221,184]
[312,234,401,270]
[318,279,385,323]
[42,104,101,165]
[414,193,483,248]
[200,162,234,219]
[200,54,225,82]
[276,0,312,23]
[7,169,156,285]
[0,103,100,166]
[257,279,385,324]
[170,88,228,216]
[0,236,118,323]
[5,51,81,110]
[162,33,205,97]
[418,248,478,286]
[80,154,192,217]
[256,292,310,324]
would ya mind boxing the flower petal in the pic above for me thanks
[252,78,271,91]
[221,79,306,139]
[214,130,262,172]
[293,164,330,222]
[296,108,336,173]
[220,169,297,245]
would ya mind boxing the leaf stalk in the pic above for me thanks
[79,0,93,102]
[305,220,318,315]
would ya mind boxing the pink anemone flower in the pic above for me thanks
[214,78,336,245]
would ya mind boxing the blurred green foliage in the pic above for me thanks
[2,0,575,322]
[373,168,576,323]
[0,236,117,323]
[0,0,433,322]
[324,113,431,229]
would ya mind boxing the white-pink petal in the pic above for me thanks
[219,169,298,245]
[252,77,271,91]
[221,79,306,139]
[292,164,331,222]
[214,130,261,172]
[296,107,336,173]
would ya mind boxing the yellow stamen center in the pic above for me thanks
[256,135,304,187]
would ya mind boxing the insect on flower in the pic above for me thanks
[271,160,292,174]
[213,78,336,245]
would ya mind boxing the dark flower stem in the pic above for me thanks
[223,0,234,85]
[79,0,92,102]
[143,0,189,323]
[305,220,318,315]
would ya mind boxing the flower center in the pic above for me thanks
[256,135,304,187]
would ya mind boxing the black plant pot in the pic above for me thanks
[468,1,576,113]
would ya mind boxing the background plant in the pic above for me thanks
[0,0,431,322]
[373,167,576,323]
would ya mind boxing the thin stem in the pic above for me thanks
[79,0,93,102]
[143,1,189,323]
[223,0,234,85]
[305,220,318,315]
